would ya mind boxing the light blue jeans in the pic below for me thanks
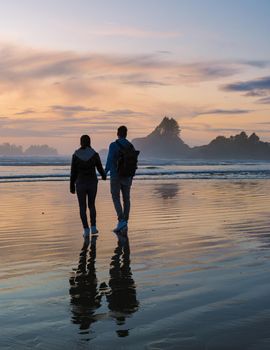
[110,177,132,222]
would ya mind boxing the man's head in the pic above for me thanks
[80,134,91,148]
[117,125,128,139]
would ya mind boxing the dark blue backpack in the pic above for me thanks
[116,141,140,177]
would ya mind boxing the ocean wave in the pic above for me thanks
[1,156,269,167]
[1,169,270,183]
[0,174,67,180]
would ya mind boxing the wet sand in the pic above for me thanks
[1,180,270,349]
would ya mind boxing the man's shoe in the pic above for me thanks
[91,226,99,235]
[83,228,90,239]
[113,220,127,233]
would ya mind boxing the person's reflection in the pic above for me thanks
[154,183,179,199]
[69,236,101,331]
[107,231,139,330]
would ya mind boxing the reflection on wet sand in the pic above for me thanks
[69,232,139,337]
[4,180,270,348]
[107,232,139,335]
[154,183,179,199]
[69,236,101,331]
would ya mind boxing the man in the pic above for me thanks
[105,126,135,232]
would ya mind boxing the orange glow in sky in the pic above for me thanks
[0,1,269,154]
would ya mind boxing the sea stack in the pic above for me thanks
[132,117,190,158]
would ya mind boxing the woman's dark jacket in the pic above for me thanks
[70,147,106,192]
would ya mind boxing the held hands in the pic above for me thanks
[102,169,108,181]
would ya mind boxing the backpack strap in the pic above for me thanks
[116,140,134,150]
[116,140,125,150]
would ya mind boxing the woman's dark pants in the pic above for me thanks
[76,181,98,229]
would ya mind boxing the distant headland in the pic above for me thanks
[1,117,270,160]
[133,117,270,160]
[0,143,58,156]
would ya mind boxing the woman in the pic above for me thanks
[70,134,106,238]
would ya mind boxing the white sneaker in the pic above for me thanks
[83,228,90,238]
[113,220,127,233]
[91,226,99,235]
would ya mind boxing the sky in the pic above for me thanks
[0,0,269,154]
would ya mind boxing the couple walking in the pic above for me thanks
[70,126,139,238]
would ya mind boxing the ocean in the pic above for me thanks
[1,156,270,182]
[2,157,270,348]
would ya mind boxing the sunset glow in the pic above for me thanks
[0,0,269,153]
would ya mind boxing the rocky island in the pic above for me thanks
[133,117,270,160]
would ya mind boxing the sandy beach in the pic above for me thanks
[1,179,270,349]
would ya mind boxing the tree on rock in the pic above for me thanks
[152,117,181,138]
[248,133,260,144]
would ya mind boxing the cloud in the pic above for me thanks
[48,106,147,120]
[1,41,270,150]
[50,105,101,113]
[14,109,36,115]
[239,60,270,68]
[183,123,270,136]
[191,64,239,79]
[102,109,148,117]
[1,43,269,96]
[0,105,149,139]
[222,76,270,105]
[196,108,252,116]
[181,122,212,131]
[0,116,9,126]
[121,74,170,86]
[0,46,87,82]
[90,61,251,88]
[92,72,171,87]
[222,76,270,93]
[0,127,54,137]
[182,122,244,133]
[244,91,267,97]
[0,42,262,94]
[0,116,114,138]
[256,96,270,104]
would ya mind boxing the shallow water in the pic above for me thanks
[1,180,270,349]
[2,157,270,182]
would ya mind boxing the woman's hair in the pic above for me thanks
[80,134,91,148]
